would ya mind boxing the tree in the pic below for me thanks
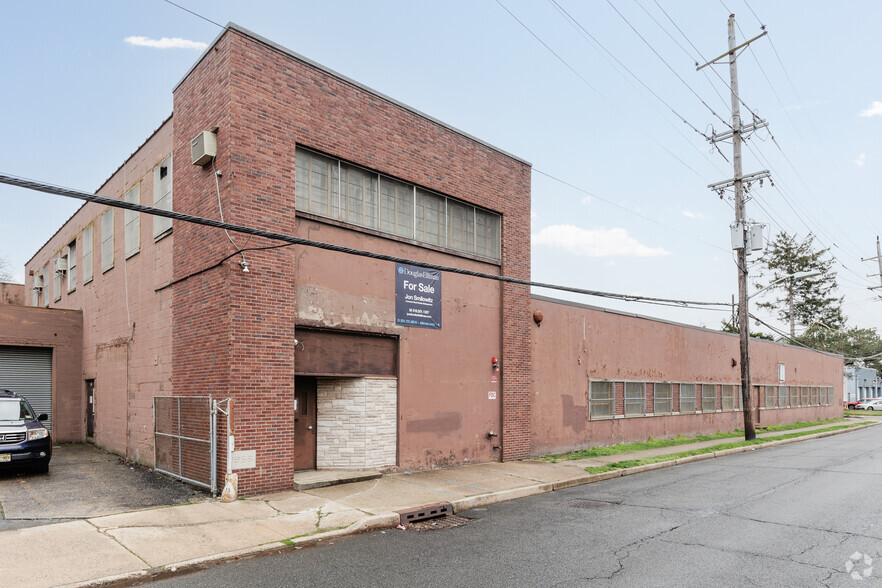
[753,232,844,336]
[719,320,774,341]
[0,253,12,282]
[797,324,882,372]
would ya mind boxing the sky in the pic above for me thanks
[1,0,880,338]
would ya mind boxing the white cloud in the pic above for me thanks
[859,101,882,117]
[532,224,669,257]
[124,36,208,50]
[855,153,867,167]
[682,209,705,219]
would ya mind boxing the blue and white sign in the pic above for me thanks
[395,263,442,329]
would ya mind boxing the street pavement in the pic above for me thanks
[2,417,876,587]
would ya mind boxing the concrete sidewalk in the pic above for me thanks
[6,418,876,587]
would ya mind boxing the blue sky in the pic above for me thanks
[1,1,880,337]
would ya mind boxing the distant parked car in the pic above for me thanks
[0,389,51,473]
[856,398,882,411]
[847,399,865,409]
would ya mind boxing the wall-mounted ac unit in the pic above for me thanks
[32,275,43,289]
[54,257,68,273]
[191,130,217,166]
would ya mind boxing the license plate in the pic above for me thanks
[0,454,10,463]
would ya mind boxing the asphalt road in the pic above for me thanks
[155,424,882,587]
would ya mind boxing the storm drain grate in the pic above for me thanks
[397,502,453,525]
[407,514,470,532]
[562,499,615,510]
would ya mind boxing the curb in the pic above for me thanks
[74,421,875,586]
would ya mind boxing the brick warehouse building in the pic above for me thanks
[8,24,841,495]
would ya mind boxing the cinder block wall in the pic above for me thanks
[316,377,397,469]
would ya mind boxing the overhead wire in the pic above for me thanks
[0,172,734,310]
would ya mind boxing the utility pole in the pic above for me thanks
[862,236,882,298]
[699,15,769,441]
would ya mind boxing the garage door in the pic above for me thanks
[0,346,53,430]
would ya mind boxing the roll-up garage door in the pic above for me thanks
[0,346,53,430]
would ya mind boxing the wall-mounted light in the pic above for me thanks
[239,260,250,273]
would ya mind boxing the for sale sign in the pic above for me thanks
[395,263,441,330]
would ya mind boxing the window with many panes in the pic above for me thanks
[800,386,810,406]
[722,385,736,411]
[295,148,501,261]
[589,381,614,419]
[778,385,788,407]
[66,239,76,293]
[124,184,140,259]
[701,384,716,412]
[790,386,798,407]
[102,209,114,272]
[625,382,645,416]
[82,225,93,284]
[153,156,173,239]
[679,383,696,413]
[764,385,776,409]
[654,383,672,414]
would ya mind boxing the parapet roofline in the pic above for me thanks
[174,22,530,168]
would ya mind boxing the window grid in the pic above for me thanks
[153,156,173,239]
[701,384,716,412]
[124,184,140,259]
[790,386,798,407]
[679,383,696,413]
[721,385,736,411]
[654,383,672,415]
[778,385,788,407]
[589,381,614,419]
[296,148,500,260]
[800,386,810,406]
[82,225,93,284]
[52,253,61,302]
[764,385,776,409]
[101,209,114,272]
[67,240,76,293]
[625,382,645,416]
[42,265,50,306]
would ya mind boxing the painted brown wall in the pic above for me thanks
[294,218,503,469]
[530,296,843,456]
[0,283,25,305]
[0,306,83,441]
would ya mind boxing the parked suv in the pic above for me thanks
[0,389,51,473]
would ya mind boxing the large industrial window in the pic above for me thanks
[653,383,672,414]
[625,382,645,416]
[764,385,776,409]
[701,384,716,412]
[295,148,502,261]
[52,253,61,302]
[811,386,819,406]
[790,386,798,407]
[82,224,93,284]
[101,208,114,272]
[589,381,614,419]
[778,385,788,407]
[153,156,173,239]
[800,386,810,406]
[124,184,140,259]
[42,264,50,305]
[679,383,696,413]
[721,385,736,411]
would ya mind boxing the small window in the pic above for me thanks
[701,384,716,412]
[82,225,93,284]
[153,156,173,239]
[654,383,672,415]
[52,253,61,302]
[625,382,645,416]
[124,184,140,258]
[679,384,696,414]
[102,208,114,272]
[589,381,614,419]
[67,239,77,293]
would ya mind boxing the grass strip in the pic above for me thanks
[582,423,866,474]
[538,417,847,463]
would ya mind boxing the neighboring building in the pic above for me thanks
[9,24,843,495]
[845,365,881,402]
[0,282,25,305]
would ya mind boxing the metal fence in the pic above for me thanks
[154,396,229,495]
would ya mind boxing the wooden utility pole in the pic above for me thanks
[699,15,769,441]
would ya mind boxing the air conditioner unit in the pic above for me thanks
[54,257,68,273]
[191,130,217,166]
[32,275,43,289]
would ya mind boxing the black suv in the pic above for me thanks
[0,389,51,473]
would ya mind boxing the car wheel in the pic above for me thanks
[870,407,876,411]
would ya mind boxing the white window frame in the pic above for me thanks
[124,183,140,259]
[52,252,61,302]
[701,384,716,412]
[82,224,93,284]
[624,382,645,416]
[653,383,673,415]
[679,383,696,414]
[66,239,76,293]
[153,156,173,240]
[102,208,114,273]
[589,380,614,419]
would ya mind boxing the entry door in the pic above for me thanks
[293,376,317,470]
[85,380,95,438]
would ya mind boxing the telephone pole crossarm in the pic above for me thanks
[696,29,768,71]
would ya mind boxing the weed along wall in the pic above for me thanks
[529,295,843,457]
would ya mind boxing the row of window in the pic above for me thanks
[295,148,502,261]
[590,381,836,420]
[32,156,172,306]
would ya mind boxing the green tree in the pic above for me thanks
[797,324,882,372]
[719,319,774,341]
[754,232,844,336]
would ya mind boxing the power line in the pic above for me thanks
[160,0,225,29]
[0,172,733,310]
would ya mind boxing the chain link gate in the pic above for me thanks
[154,396,230,495]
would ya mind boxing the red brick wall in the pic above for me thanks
[173,27,531,492]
